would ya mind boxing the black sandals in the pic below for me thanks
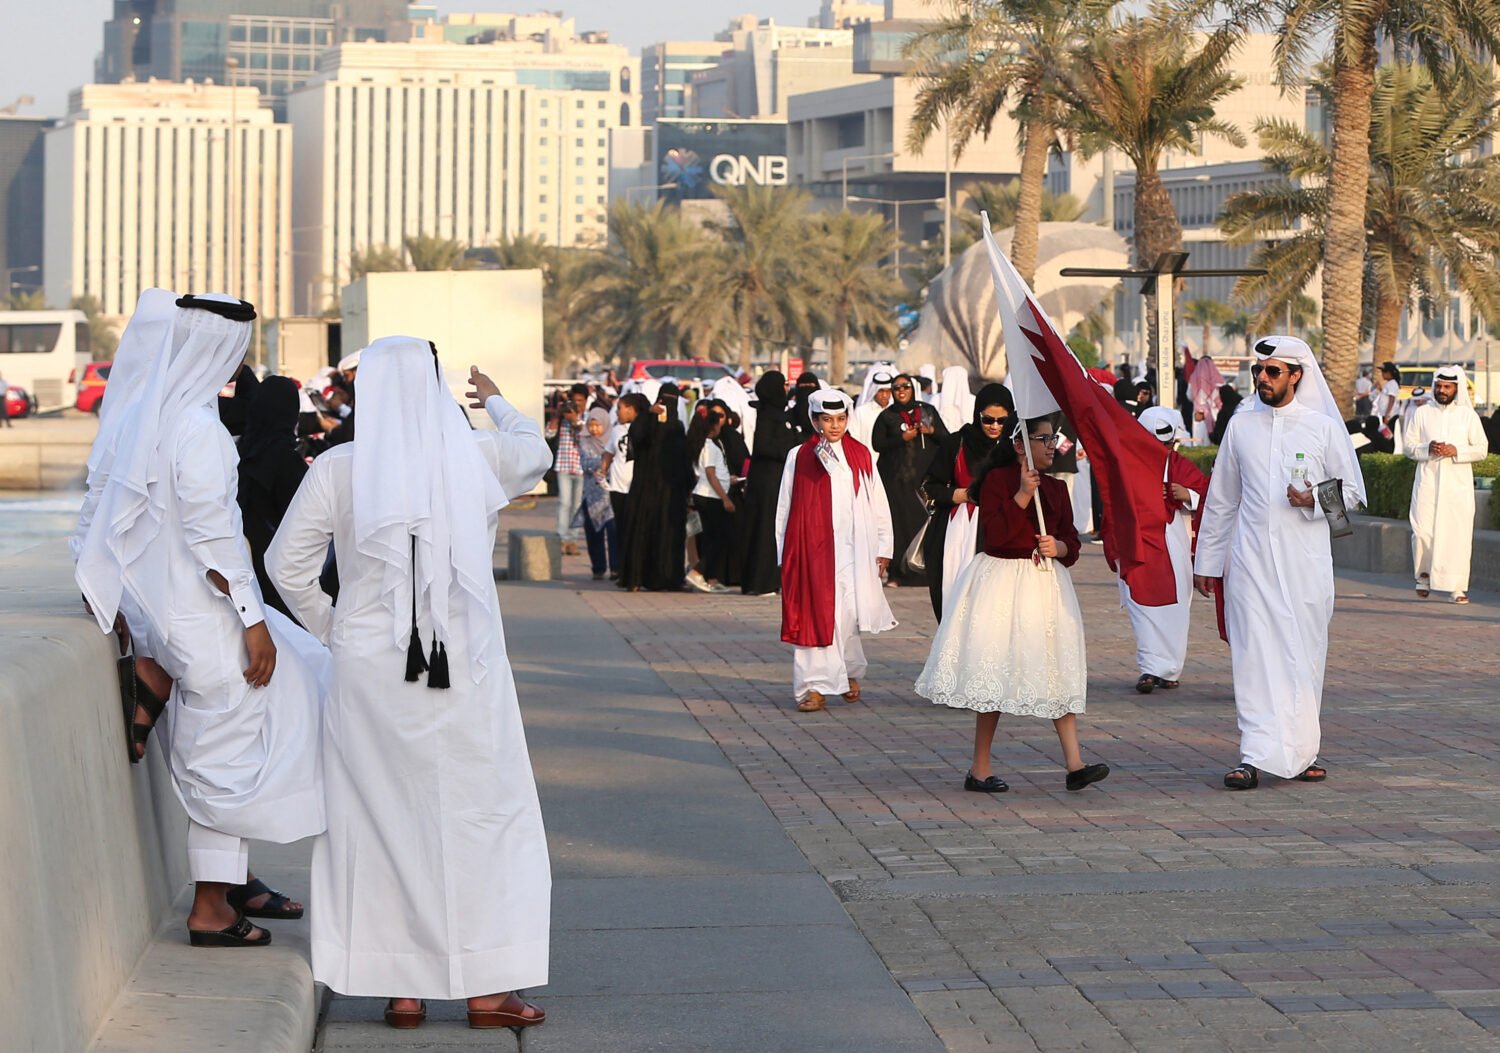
[188,913,271,948]
[227,878,304,920]
[118,658,168,765]
[1223,764,1259,790]
[964,771,1009,793]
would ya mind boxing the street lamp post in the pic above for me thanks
[841,151,896,207]
[225,57,240,304]
[625,183,678,203]
[2,264,40,302]
[846,194,944,275]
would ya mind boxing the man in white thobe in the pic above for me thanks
[76,293,327,945]
[849,370,893,463]
[1193,336,1365,790]
[1406,366,1488,604]
[269,339,552,1027]
[1126,407,1208,694]
[776,390,896,712]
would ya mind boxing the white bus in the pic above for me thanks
[0,310,90,412]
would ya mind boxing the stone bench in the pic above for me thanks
[507,528,560,581]
[1333,515,1500,593]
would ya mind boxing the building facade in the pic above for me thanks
[688,21,878,120]
[640,40,725,125]
[96,0,412,118]
[288,29,638,313]
[43,82,291,318]
[0,116,48,299]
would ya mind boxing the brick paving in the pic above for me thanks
[570,536,1500,1051]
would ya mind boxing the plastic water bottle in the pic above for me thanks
[1290,452,1308,488]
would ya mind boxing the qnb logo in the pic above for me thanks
[709,154,789,186]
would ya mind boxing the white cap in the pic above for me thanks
[338,349,362,372]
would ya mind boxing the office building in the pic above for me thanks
[96,0,411,118]
[641,40,725,125]
[689,20,878,120]
[289,22,638,313]
[43,81,291,318]
[0,116,48,299]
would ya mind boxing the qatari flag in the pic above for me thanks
[979,216,1178,607]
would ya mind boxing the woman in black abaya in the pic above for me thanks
[236,375,308,618]
[872,373,949,587]
[618,384,691,591]
[740,371,801,596]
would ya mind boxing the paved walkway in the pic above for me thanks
[562,506,1500,1053]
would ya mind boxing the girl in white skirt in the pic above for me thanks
[915,415,1110,794]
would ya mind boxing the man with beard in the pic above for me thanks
[849,370,893,458]
[1194,336,1364,790]
[872,373,949,586]
[1406,366,1488,604]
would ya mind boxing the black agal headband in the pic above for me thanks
[175,294,257,322]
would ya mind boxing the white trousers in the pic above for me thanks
[792,571,867,701]
[187,820,248,885]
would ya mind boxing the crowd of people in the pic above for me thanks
[72,290,550,1032]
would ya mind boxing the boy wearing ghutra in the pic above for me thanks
[75,293,328,946]
[775,389,897,713]
[1193,336,1365,790]
[268,338,553,1029]
[1406,365,1488,604]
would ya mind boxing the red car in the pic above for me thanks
[74,362,112,413]
[4,384,33,418]
[627,359,737,383]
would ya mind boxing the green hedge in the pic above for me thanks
[1174,447,1500,525]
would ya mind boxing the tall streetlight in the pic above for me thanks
[846,194,945,275]
[225,56,240,301]
[3,264,40,300]
[625,183,678,202]
[841,151,896,206]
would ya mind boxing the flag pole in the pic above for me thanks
[1019,416,1053,572]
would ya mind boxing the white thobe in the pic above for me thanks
[774,440,896,701]
[1121,491,1197,681]
[1406,401,1489,595]
[268,395,553,999]
[1193,402,1362,778]
[125,409,328,881]
[849,401,885,467]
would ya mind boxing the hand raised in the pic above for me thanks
[466,366,500,409]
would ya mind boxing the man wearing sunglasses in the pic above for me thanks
[1192,336,1365,791]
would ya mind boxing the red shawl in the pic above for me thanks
[780,436,875,647]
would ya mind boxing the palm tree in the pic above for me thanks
[6,290,46,310]
[956,178,1086,242]
[587,200,718,361]
[1182,297,1235,356]
[542,248,608,375]
[814,211,904,385]
[1222,311,1255,356]
[493,231,551,271]
[906,0,1111,288]
[705,184,822,373]
[1219,63,1500,363]
[403,234,471,272]
[1238,0,1500,405]
[350,244,407,279]
[1049,5,1245,358]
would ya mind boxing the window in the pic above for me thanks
[575,138,583,148]
[539,175,548,184]
[575,195,583,204]
[540,194,548,203]
[597,119,606,128]
[540,120,548,129]
[575,175,583,185]
[576,119,584,128]
[619,102,631,126]
[0,323,62,354]
[597,100,606,109]
[575,213,583,222]
[576,99,584,108]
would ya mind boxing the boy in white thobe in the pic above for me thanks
[1406,366,1489,604]
[1126,408,1208,693]
[1193,336,1364,790]
[775,390,896,713]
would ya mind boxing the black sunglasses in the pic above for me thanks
[979,414,1008,426]
[891,382,914,391]
[1251,363,1300,379]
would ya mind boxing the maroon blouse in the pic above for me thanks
[978,463,1081,567]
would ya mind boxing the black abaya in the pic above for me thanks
[741,373,802,595]
[619,413,690,591]
[872,399,949,587]
[236,376,308,618]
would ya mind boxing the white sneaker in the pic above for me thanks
[686,570,713,593]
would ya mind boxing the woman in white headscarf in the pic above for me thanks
[268,337,553,1030]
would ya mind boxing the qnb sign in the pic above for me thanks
[709,153,789,187]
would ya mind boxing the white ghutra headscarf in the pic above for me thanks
[1250,334,1367,506]
[76,293,254,632]
[351,336,508,686]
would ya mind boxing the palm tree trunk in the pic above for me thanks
[1202,321,1212,358]
[1011,123,1053,289]
[1372,289,1401,365]
[829,301,851,387]
[737,297,755,373]
[1320,35,1378,409]
[1132,167,1184,373]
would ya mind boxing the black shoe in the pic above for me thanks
[1066,763,1110,791]
[1135,674,1157,694]
[1223,764,1259,790]
[964,771,1009,793]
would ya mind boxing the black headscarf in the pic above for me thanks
[238,376,303,490]
[790,372,820,439]
[218,363,261,437]
[962,382,1018,491]
[752,371,795,453]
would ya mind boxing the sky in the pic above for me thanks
[1,0,819,118]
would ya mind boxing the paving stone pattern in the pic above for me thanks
[579,547,1500,1052]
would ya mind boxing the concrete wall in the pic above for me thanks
[1333,515,1500,593]
[0,439,92,489]
[0,544,188,1051]
[340,269,547,430]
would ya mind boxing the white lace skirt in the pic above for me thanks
[915,553,1087,718]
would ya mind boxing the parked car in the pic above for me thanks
[74,361,112,413]
[627,359,737,383]
[4,384,33,418]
